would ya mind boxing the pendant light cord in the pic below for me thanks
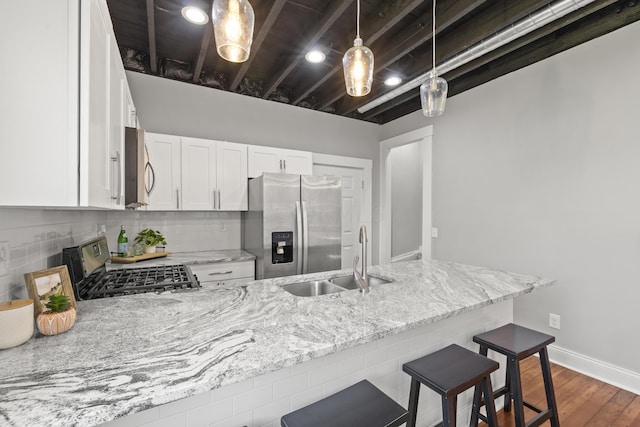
[356,0,361,38]
[432,0,436,76]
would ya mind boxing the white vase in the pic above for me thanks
[144,245,157,254]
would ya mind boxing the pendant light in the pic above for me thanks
[420,0,448,117]
[212,0,255,63]
[342,0,374,97]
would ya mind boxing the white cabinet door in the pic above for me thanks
[181,137,216,211]
[81,0,112,208]
[146,133,181,210]
[108,40,125,209]
[281,149,313,175]
[216,141,248,210]
[247,145,282,177]
[247,145,313,177]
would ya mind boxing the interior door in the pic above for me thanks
[313,165,363,269]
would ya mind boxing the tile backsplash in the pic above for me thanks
[0,208,241,302]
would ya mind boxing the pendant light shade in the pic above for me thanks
[212,0,255,63]
[421,0,448,116]
[342,0,374,97]
[420,71,448,117]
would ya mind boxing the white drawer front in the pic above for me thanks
[188,260,254,283]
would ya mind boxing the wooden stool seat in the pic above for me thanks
[280,379,408,427]
[402,344,500,427]
[472,323,560,427]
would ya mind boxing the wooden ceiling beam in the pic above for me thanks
[145,0,157,74]
[323,0,489,111]
[361,0,619,120]
[291,0,424,105]
[230,0,288,91]
[192,24,213,83]
[262,0,353,99]
[375,0,640,123]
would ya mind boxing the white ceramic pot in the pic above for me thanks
[0,299,34,349]
[145,245,157,254]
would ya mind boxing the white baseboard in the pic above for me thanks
[547,344,640,395]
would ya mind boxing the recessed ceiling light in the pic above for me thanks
[181,6,209,25]
[305,50,326,63]
[384,76,402,86]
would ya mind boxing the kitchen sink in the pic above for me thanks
[329,274,393,290]
[281,280,346,297]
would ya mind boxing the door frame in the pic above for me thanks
[379,126,433,263]
[312,153,373,265]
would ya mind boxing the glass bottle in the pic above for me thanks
[117,225,128,257]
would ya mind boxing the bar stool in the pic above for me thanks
[471,323,560,427]
[280,379,408,427]
[402,344,500,427]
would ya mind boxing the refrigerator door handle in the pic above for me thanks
[295,201,303,275]
[302,200,309,274]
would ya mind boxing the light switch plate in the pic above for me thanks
[0,241,9,276]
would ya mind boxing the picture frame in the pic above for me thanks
[24,265,77,317]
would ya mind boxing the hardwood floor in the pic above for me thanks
[479,356,640,427]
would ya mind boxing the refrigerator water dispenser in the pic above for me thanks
[272,232,293,264]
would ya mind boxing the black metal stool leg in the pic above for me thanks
[539,347,560,427]
[442,394,457,427]
[509,356,526,427]
[470,383,482,427]
[406,377,421,427]
[504,358,512,412]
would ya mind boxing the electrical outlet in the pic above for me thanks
[0,241,8,276]
[431,227,439,238]
[549,313,561,330]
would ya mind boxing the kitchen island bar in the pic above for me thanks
[0,259,554,426]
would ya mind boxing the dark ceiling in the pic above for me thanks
[106,0,640,124]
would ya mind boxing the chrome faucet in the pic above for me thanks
[353,225,369,293]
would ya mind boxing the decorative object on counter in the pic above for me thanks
[110,251,172,264]
[134,228,167,254]
[24,265,77,317]
[0,299,34,349]
[117,225,128,257]
[35,293,76,336]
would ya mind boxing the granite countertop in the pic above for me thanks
[0,259,555,426]
[107,249,255,270]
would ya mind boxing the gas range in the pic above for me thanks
[62,237,200,301]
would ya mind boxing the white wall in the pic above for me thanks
[126,72,382,261]
[389,142,422,257]
[381,20,640,378]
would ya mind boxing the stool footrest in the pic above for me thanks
[523,400,543,414]
[525,409,553,427]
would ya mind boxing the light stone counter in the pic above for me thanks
[107,249,255,270]
[0,259,554,426]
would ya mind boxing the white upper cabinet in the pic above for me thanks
[145,133,182,210]
[0,0,132,208]
[217,141,248,210]
[181,137,217,211]
[247,146,312,178]
[145,134,248,211]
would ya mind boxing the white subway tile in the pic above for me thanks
[364,346,389,367]
[233,384,273,414]
[141,412,186,427]
[159,392,210,417]
[290,356,322,376]
[308,362,337,388]
[273,372,308,401]
[210,410,252,427]
[253,367,291,388]
[290,385,323,411]
[322,375,353,397]
[99,407,160,427]
[186,397,233,427]
[210,378,253,403]
[252,398,290,426]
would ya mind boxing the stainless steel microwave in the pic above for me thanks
[124,127,152,208]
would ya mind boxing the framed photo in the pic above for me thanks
[24,265,77,316]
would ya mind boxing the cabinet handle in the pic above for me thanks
[145,161,156,195]
[283,159,286,172]
[217,190,221,210]
[110,151,122,203]
[176,188,180,209]
[279,159,283,173]
[208,271,233,276]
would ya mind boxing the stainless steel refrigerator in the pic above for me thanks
[242,173,342,279]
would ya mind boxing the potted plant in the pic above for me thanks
[36,293,76,336]
[134,228,167,254]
